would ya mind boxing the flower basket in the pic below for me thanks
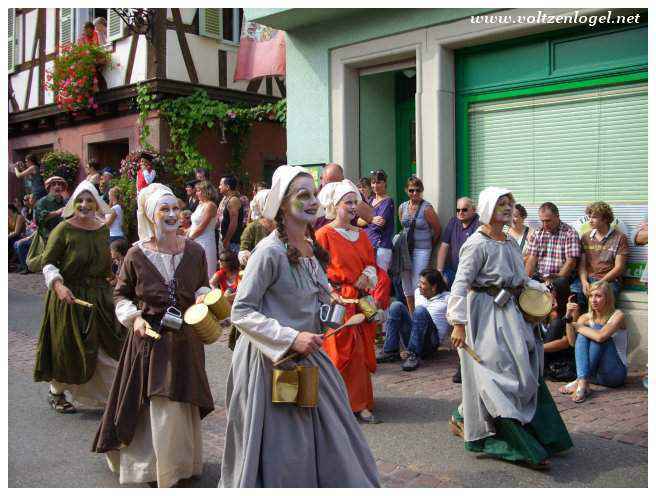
[41,150,80,185]
[46,42,113,112]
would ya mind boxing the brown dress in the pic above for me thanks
[93,239,213,458]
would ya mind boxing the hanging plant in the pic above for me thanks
[40,150,80,184]
[135,84,286,181]
[45,42,113,113]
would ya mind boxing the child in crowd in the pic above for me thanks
[209,250,241,302]
[178,209,192,236]
[108,238,129,286]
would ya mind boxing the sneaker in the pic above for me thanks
[19,267,30,275]
[452,368,462,383]
[402,352,420,371]
[376,351,401,363]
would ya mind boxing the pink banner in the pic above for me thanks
[234,21,286,82]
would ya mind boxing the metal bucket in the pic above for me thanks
[296,365,319,408]
[184,303,222,345]
[271,368,299,404]
[319,303,346,329]
[204,289,231,321]
[357,295,378,321]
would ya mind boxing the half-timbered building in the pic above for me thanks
[8,7,286,200]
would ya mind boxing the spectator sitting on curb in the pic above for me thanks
[376,269,450,372]
[525,202,580,284]
[560,280,628,403]
[573,201,628,310]
[541,277,578,382]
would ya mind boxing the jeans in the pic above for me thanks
[575,334,627,387]
[383,301,439,356]
[109,235,126,245]
[14,236,33,269]
[571,277,621,312]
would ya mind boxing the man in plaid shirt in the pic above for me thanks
[526,202,581,283]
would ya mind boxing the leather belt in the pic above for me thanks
[471,286,522,298]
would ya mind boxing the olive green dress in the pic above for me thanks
[34,221,124,389]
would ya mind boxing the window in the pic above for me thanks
[222,8,243,43]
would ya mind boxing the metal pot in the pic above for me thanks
[319,303,346,329]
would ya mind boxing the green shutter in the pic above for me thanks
[199,8,221,40]
[468,83,648,206]
[59,8,73,47]
[107,9,126,42]
[8,8,15,72]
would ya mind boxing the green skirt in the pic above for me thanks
[454,379,573,465]
[34,282,124,385]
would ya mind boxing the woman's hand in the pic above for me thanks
[291,332,324,356]
[565,295,579,319]
[133,316,148,338]
[53,280,75,304]
[372,215,386,227]
[354,273,369,291]
[581,279,590,299]
[451,324,466,349]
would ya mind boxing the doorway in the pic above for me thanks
[88,139,129,174]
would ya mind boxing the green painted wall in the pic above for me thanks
[247,8,496,166]
[359,72,396,196]
[456,24,647,94]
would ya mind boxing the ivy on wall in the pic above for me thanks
[135,83,286,181]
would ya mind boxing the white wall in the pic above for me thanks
[45,8,56,53]
[24,10,37,62]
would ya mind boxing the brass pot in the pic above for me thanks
[184,303,222,345]
[271,368,299,404]
[296,365,319,408]
[357,295,378,321]
[204,289,231,321]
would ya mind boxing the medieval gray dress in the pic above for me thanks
[219,231,380,488]
[447,228,546,442]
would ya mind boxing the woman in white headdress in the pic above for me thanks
[34,180,124,414]
[93,183,214,488]
[238,188,274,266]
[315,179,381,424]
[220,166,380,488]
[447,186,572,469]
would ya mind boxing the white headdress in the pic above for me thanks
[317,179,361,220]
[250,188,270,221]
[263,165,311,220]
[477,186,514,224]
[136,183,177,241]
[62,180,111,218]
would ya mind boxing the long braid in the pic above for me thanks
[275,210,301,265]
[307,223,330,269]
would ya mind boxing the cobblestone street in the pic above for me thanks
[7,272,648,487]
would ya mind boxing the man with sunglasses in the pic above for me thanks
[436,197,479,384]
[436,197,479,289]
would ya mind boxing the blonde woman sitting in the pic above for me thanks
[560,280,628,403]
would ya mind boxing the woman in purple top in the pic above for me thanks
[363,170,395,271]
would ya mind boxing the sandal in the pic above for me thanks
[558,380,578,395]
[449,416,464,439]
[356,410,382,424]
[572,386,590,403]
[48,392,76,414]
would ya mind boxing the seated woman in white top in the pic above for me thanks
[560,280,628,403]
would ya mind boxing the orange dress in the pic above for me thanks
[315,225,378,412]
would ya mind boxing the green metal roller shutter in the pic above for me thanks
[468,82,648,205]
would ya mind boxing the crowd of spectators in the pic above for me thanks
[9,158,645,402]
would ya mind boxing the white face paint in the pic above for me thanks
[337,192,358,222]
[492,195,514,225]
[153,196,180,239]
[74,191,98,220]
[285,175,319,224]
